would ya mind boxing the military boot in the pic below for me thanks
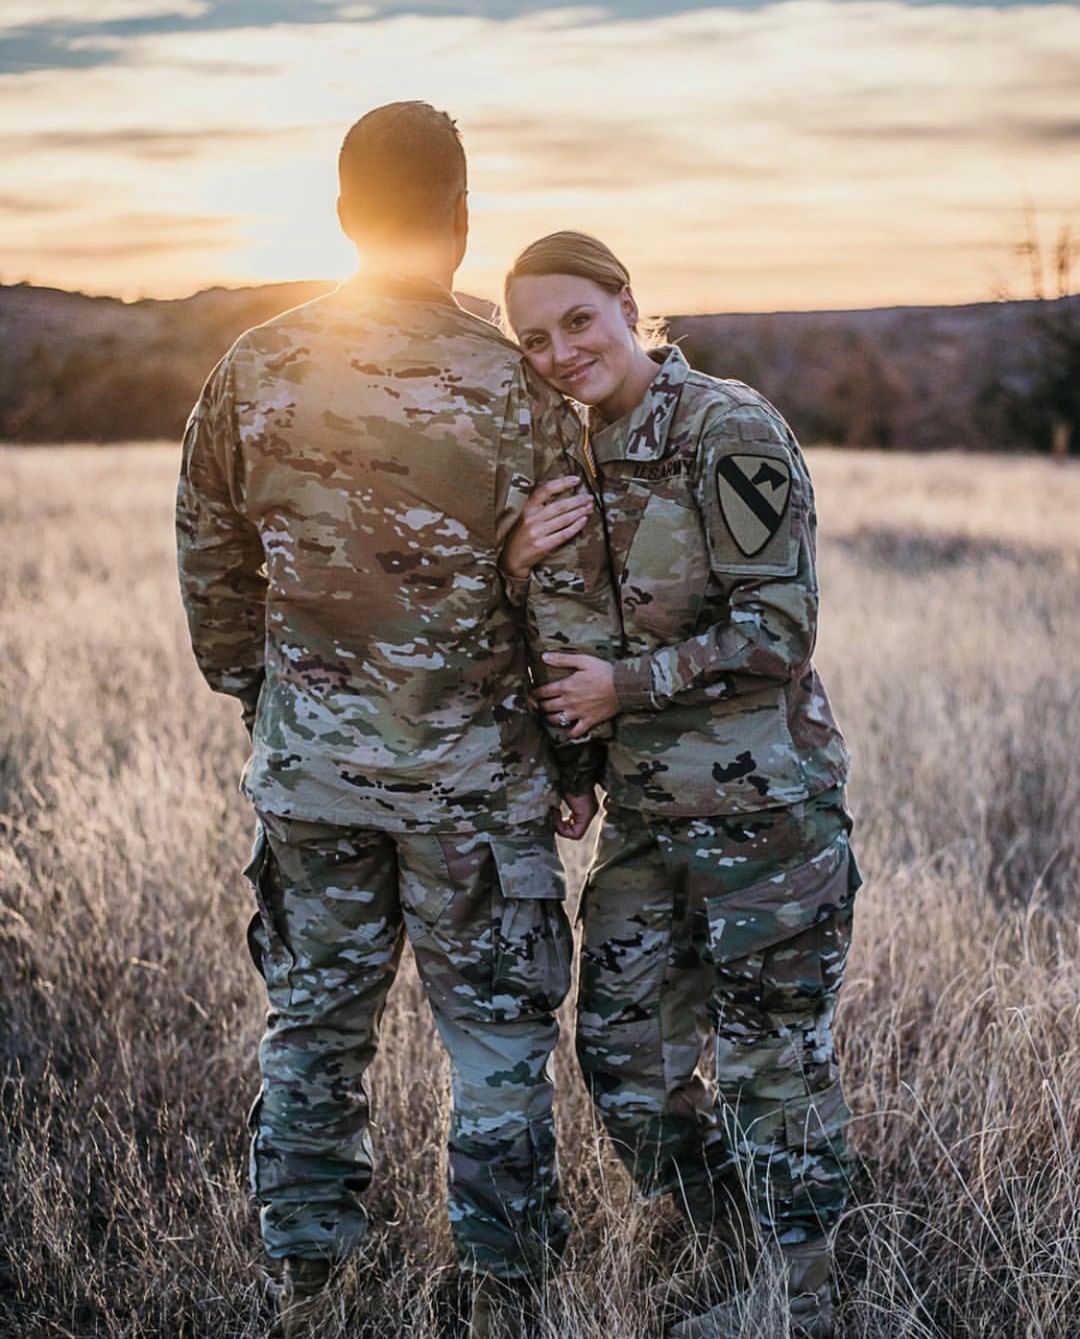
[668,1239,834,1339]
[276,1257,334,1339]
[467,1274,538,1339]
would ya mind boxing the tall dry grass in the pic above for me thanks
[1,446,1077,1338]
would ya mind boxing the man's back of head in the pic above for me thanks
[337,101,467,272]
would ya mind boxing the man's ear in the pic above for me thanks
[336,194,353,242]
[621,285,640,328]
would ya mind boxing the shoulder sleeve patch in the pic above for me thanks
[704,436,800,577]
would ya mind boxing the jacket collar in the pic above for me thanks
[337,270,463,310]
[588,344,689,464]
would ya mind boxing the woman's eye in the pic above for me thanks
[569,313,590,330]
[524,336,547,352]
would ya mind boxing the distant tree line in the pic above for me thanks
[672,295,1080,456]
[0,282,333,445]
[1,281,1077,452]
[6,339,197,442]
[972,301,1080,458]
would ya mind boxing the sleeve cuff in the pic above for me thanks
[500,569,531,609]
[612,657,657,711]
[552,738,606,795]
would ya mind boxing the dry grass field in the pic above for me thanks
[1,445,1078,1338]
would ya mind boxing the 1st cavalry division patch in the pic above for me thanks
[715,454,792,557]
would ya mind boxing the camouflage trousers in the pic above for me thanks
[576,788,860,1246]
[244,811,573,1278]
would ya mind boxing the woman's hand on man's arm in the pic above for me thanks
[500,475,594,579]
[537,653,620,739]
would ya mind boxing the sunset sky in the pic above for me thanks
[2,0,1078,314]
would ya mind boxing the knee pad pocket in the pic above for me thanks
[705,836,856,1013]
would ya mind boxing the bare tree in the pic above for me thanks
[992,209,1080,458]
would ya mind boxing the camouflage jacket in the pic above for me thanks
[176,273,607,832]
[559,344,849,816]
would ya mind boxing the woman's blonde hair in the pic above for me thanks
[503,231,667,347]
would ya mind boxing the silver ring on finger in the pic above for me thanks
[557,711,570,728]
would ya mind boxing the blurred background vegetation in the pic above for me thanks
[2,278,1077,454]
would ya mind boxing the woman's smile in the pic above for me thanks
[556,356,599,392]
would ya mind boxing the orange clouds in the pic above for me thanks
[1,2,1077,311]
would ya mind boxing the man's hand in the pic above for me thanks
[553,789,599,840]
[539,653,620,739]
[501,476,593,580]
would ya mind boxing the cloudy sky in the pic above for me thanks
[2,0,1078,313]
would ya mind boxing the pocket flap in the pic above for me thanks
[706,835,853,964]
[489,834,565,901]
[783,1081,848,1152]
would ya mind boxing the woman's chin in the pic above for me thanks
[558,377,603,406]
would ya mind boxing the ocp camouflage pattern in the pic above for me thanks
[576,789,859,1245]
[559,343,849,816]
[176,274,607,828]
[246,811,572,1273]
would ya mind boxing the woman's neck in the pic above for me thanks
[596,346,663,424]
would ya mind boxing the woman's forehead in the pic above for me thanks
[506,272,613,330]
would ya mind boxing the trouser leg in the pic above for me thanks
[399,826,572,1280]
[669,800,860,1339]
[245,813,404,1261]
[575,807,715,1200]
[698,795,860,1247]
[709,898,855,1245]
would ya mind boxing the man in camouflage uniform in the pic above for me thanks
[533,342,860,1338]
[175,103,604,1337]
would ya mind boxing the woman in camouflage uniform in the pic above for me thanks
[502,233,861,1339]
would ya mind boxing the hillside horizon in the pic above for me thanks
[2,276,1059,323]
[3,280,1077,452]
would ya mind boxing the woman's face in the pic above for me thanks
[506,272,642,419]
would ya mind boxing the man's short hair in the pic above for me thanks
[339,101,466,244]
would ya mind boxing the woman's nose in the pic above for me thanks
[551,332,574,366]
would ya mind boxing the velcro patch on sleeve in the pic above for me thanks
[707,442,799,576]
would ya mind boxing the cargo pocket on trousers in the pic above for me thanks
[704,835,856,1009]
[776,1079,851,1221]
[782,1079,848,1159]
[490,836,571,1017]
[242,821,294,979]
[744,1077,850,1224]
